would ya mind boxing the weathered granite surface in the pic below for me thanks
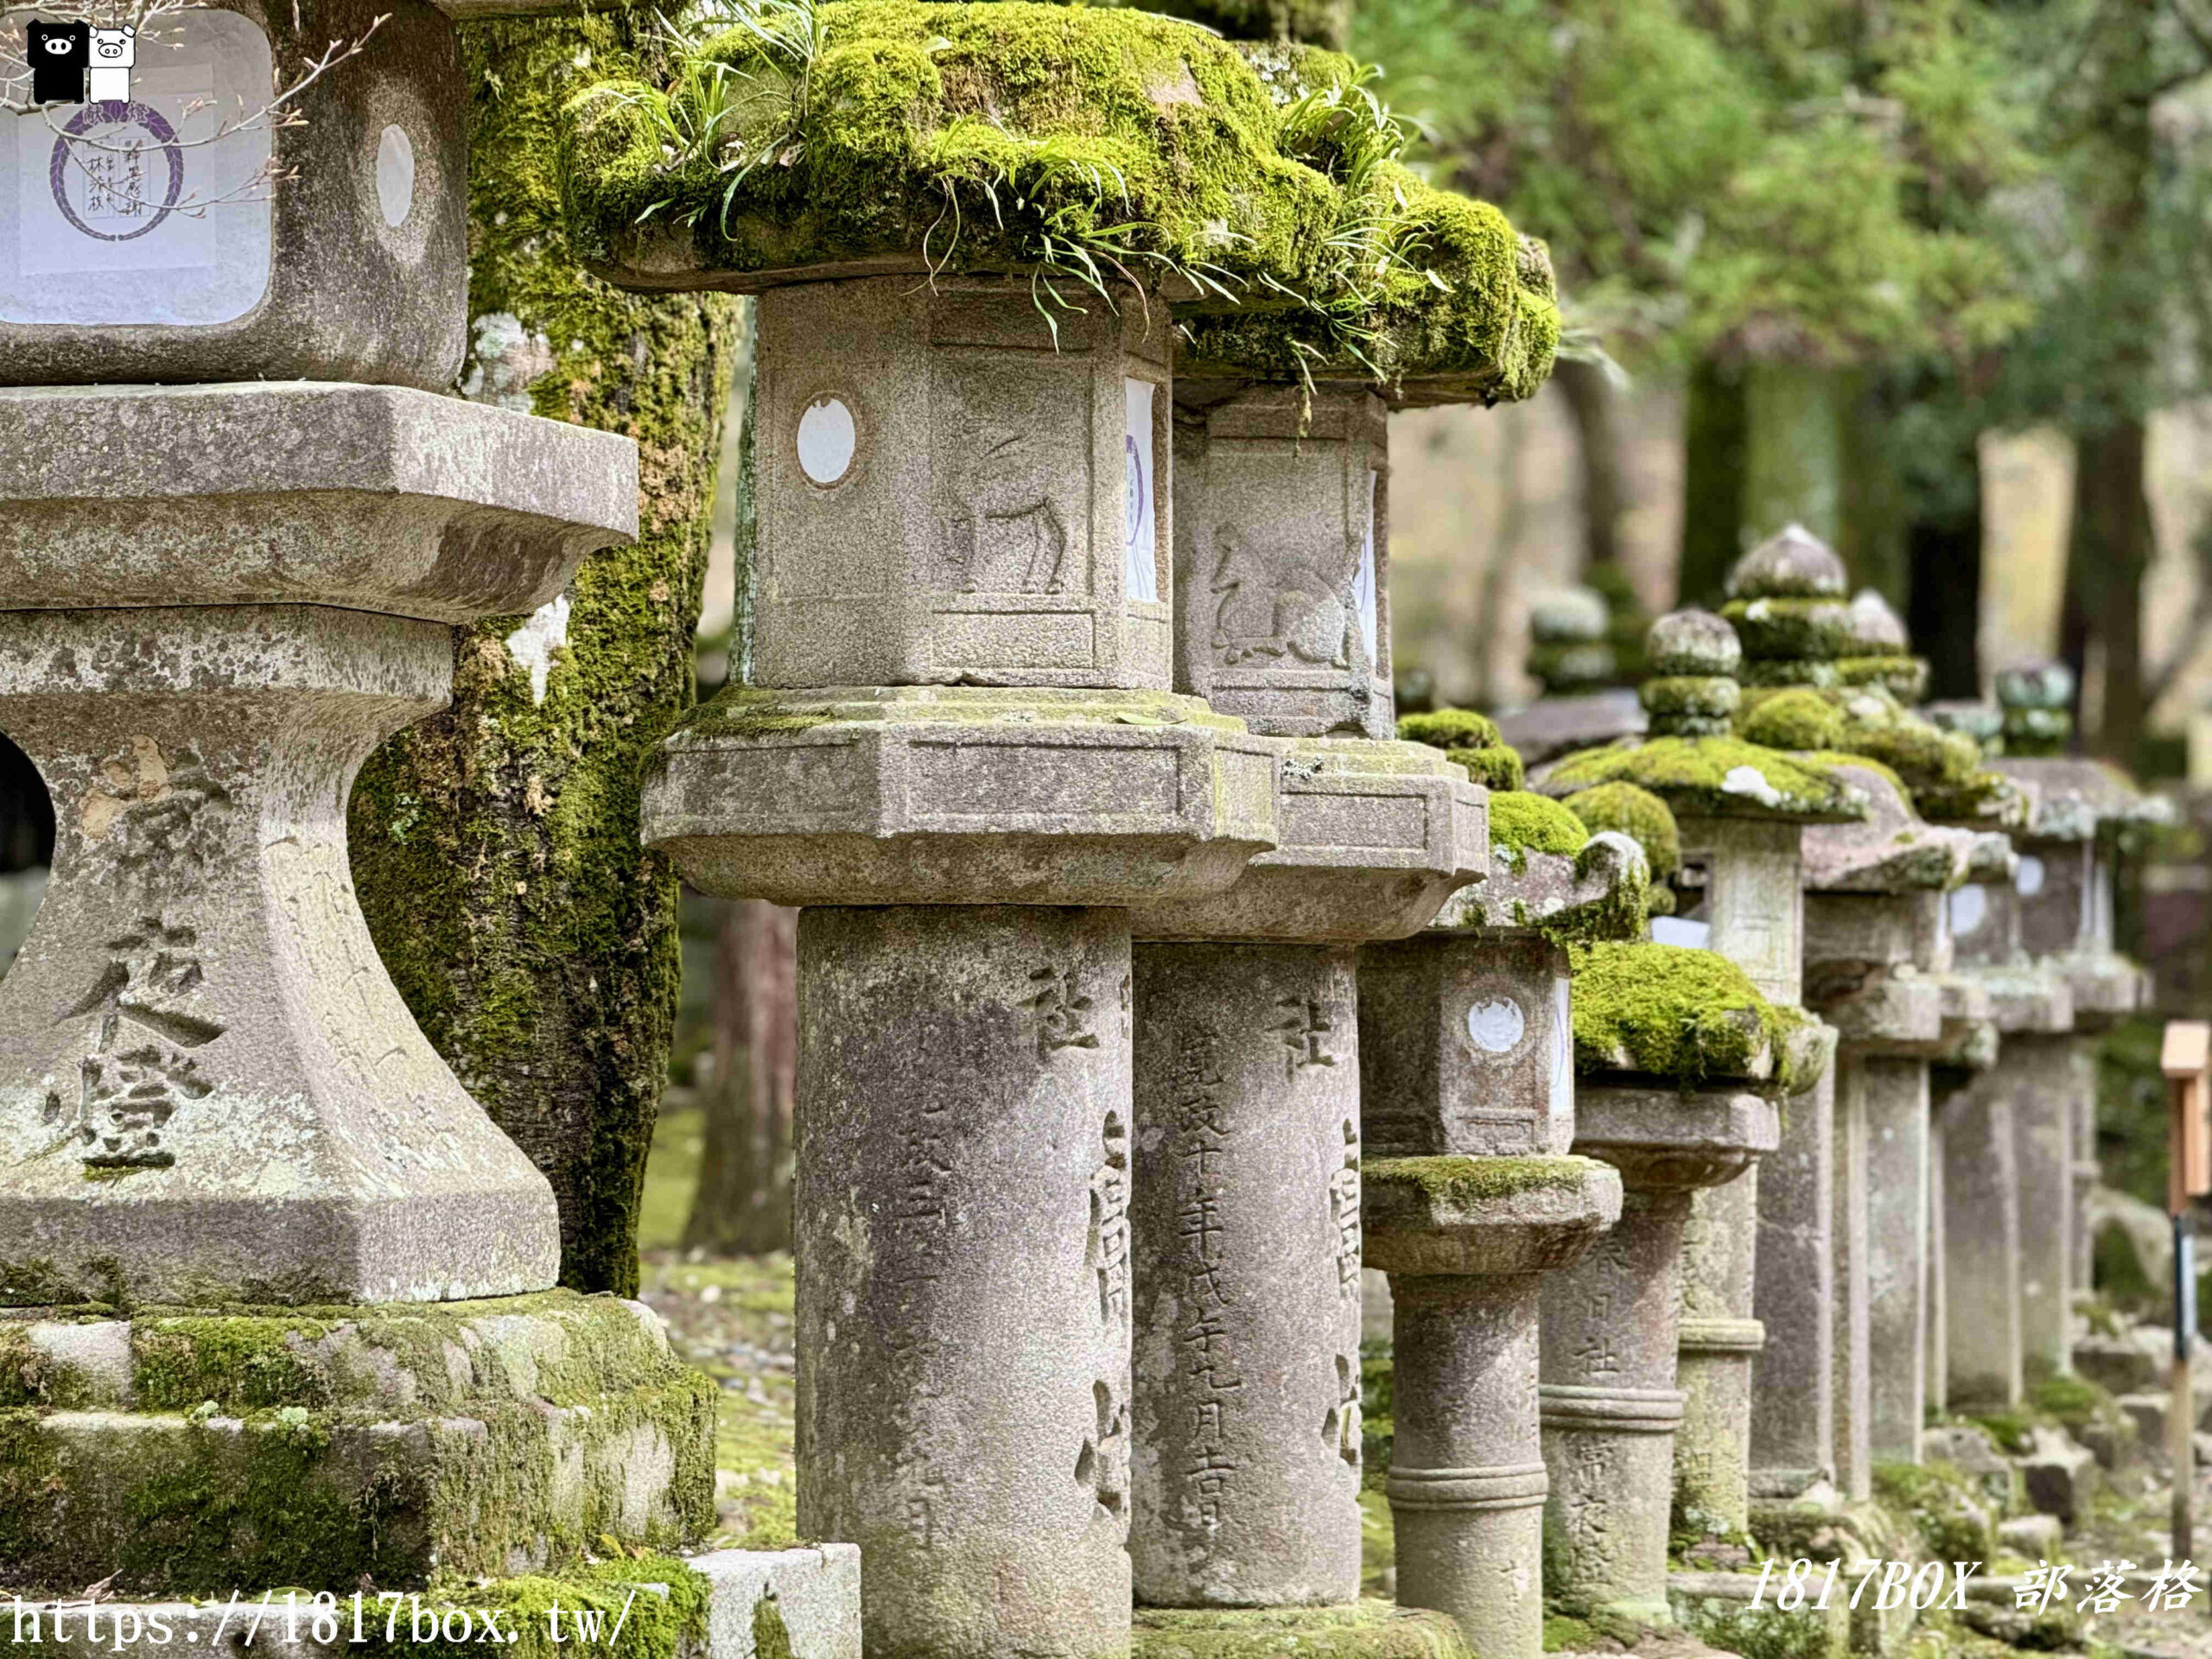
[749,277,1174,690]
[0,607,560,1305]
[0,383,637,620]
[1132,942,1363,1606]
[0,1292,714,1591]
[793,906,1134,1659]
[643,688,1284,909]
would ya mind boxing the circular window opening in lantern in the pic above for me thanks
[797,396,858,487]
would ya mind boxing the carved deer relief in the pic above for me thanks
[937,427,1073,595]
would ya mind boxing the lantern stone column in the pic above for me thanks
[1358,823,1648,1654]
[1127,381,1486,1618]
[643,276,1286,1659]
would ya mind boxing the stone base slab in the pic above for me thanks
[0,383,636,621]
[0,1548,859,1659]
[643,687,1281,907]
[1132,739,1485,943]
[1132,1602,1470,1658]
[1362,1156,1622,1276]
[0,1294,715,1593]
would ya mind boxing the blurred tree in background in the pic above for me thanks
[1357,0,2212,760]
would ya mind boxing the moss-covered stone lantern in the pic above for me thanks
[1358,774,1646,1656]
[1537,603,1863,1530]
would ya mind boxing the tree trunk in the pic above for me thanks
[1678,355,1748,608]
[1904,430,1986,703]
[683,900,799,1255]
[2067,419,2154,763]
[1554,357,1626,578]
[2059,0,2158,765]
[348,12,741,1297]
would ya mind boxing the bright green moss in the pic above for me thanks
[2030,1370,2112,1433]
[1177,164,1561,404]
[1738,687,1845,753]
[1568,942,1802,1085]
[1721,596,1857,661]
[1639,676,1739,722]
[1489,791,1589,861]
[355,1557,711,1659]
[1082,0,1351,48]
[1399,708,1503,751]
[559,6,1554,404]
[1452,745,1525,791]
[1542,737,1865,823]
[1834,655,1929,701]
[1561,783,1679,882]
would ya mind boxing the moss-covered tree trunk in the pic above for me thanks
[349,13,739,1297]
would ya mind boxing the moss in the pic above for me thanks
[2029,1370,2113,1433]
[349,9,742,1299]
[1739,687,1846,753]
[1721,596,1857,661]
[1133,1602,1470,1658]
[1966,1410,2031,1455]
[1176,163,1561,404]
[1568,941,1804,1086]
[1562,783,1679,882]
[1640,675,1740,722]
[2093,1217,2159,1315]
[1084,0,1351,48]
[1361,1154,1592,1206]
[1452,745,1525,792]
[1834,654,1929,701]
[0,1294,719,1594]
[354,1557,711,1659]
[677,683,1245,744]
[1542,736,1865,823]
[1872,1459,1997,1564]
[1489,791,1589,864]
[1399,708,1503,752]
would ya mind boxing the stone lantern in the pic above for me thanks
[0,0,798,1628]
[1357,807,1646,1655]
[1989,664,2160,1381]
[1535,941,1798,1625]
[1538,598,1863,1530]
[585,11,1560,1656]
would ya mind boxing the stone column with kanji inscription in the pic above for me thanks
[1357,819,1646,1656]
[1990,668,2161,1384]
[0,0,799,1621]
[1125,377,1484,1616]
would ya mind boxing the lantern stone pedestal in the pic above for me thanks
[1942,860,2073,1408]
[1358,829,1646,1655]
[1541,1078,1780,1626]
[641,269,1290,1659]
[1992,754,2156,1382]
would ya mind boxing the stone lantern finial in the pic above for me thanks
[1639,607,1741,739]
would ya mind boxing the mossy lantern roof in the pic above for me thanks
[1536,736,1868,826]
[555,2,1558,405]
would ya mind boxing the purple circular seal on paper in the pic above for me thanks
[50,100,185,242]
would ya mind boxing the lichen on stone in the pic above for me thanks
[1360,1154,1592,1206]
[1561,783,1679,882]
[1541,737,1866,823]
[1567,941,1807,1087]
